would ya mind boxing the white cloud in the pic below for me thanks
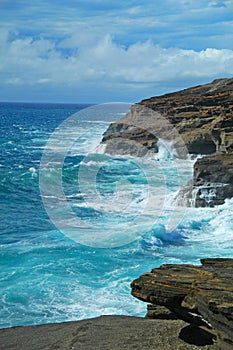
[0,30,233,101]
[208,0,226,7]
[126,6,142,15]
[37,78,53,84]
[1,0,232,51]
[6,77,22,85]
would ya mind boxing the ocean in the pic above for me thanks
[0,102,233,329]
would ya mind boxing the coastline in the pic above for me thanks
[100,78,233,207]
[1,78,232,349]
[2,259,233,349]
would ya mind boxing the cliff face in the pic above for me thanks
[138,78,233,155]
[101,78,233,207]
[102,78,233,156]
[131,258,233,349]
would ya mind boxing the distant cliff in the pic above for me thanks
[101,78,233,207]
[138,78,233,154]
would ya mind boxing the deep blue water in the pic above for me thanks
[0,102,233,329]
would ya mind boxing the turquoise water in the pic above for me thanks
[0,102,233,329]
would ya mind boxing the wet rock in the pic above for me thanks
[192,153,233,207]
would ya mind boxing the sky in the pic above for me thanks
[0,0,233,103]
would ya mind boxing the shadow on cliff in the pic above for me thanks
[179,324,216,346]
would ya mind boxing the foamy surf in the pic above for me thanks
[0,102,232,330]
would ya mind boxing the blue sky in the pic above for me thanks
[0,0,233,103]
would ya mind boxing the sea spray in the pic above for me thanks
[0,103,233,329]
[154,139,177,160]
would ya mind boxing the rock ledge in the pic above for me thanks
[131,258,233,348]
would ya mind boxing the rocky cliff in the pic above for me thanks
[102,78,233,156]
[131,258,233,349]
[138,78,233,155]
[101,78,233,206]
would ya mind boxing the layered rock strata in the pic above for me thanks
[138,78,233,155]
[131,258,233,349]
[102,78,233,156]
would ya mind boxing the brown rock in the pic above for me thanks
[100,78,233,206]
[131,258,233,347]
[101,78,233,157]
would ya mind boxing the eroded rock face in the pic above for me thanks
[101,78,233,156]
[178,153,233,207]
[101,105,186,157]
[193,153,233,207]
[131,258,233,347]
[138,78,233,155]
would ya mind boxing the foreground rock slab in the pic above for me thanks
[131,258,233,348]
[0,315,221,350]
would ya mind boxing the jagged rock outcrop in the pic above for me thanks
[131,258,233,349]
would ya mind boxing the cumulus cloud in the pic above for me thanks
[1,0,232,102]
[1,31,233,84]
[2,0,232,50]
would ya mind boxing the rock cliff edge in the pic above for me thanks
[101,78,233,207]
